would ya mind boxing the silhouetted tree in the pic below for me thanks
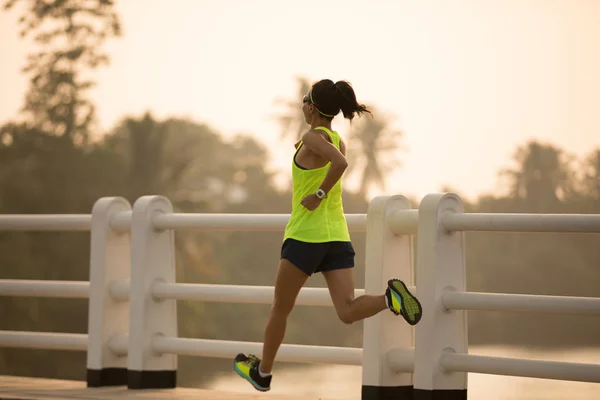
[466,142,600,347]
[4,0,121,143]
[346,106,403,197]
[274,76,311,142]
[500,141,575,211]
[0,0,122,382]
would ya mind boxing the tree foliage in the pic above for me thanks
[4,0,121,142]
[1,3,599,388]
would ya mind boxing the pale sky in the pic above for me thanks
[1,0,599,202]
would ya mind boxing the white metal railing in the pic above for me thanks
[441,290,600,315]
[386,347,416,373]
[0,195,415,392]
[0,215,92,231]
[107,334,129,357]
[388,209,419,235]
[1,193,599,396]
[152,336,363,366]
[107,280,130,302]
[0,197,133,390]
[153,212,368,231]
[442,212,600,233]
[150,282,373,307]
[0,279,89,299]
[123,195,411,390]
[0,331,88,351]
[440,351,600,383]
[412,193,600,396]
[108,211,132,233]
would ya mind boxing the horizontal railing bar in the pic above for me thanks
[152,336,362,366]
[388,209,418,235]
[107,333,128,357]
[0,215,91,231]
[0,331,88,351]
[386,347,415,373]
[442,290,600,315]
[153,213,288,231]
[152,213,367,232]
[151,282,390,307]
[109,280,130,302]
[442,213,600,233]
[441,352,600,383]
[0,280,89,299]
[108,211,132,233]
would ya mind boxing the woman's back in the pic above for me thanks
[284,126,349,243]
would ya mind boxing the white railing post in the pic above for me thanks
[413,193,468,399]
[362,195,415,399]
[127,195,178,389]
[86,197,131,387]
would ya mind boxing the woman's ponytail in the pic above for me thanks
[334,80,371,121]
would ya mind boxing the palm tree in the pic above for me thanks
[273,76,311,142]
[501,141,575,210]
[346,106,403,197]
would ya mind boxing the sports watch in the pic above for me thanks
[315,189,327,199]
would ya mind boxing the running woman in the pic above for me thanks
[233,79,422,392]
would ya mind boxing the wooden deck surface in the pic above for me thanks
[0,376,338,400]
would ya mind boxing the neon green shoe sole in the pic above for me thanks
[388,279,423,325]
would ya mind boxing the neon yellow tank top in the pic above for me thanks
[283,126,351,243]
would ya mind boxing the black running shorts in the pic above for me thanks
[280,238,355,276]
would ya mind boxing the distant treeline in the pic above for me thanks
[1,0,599,388]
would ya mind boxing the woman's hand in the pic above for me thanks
[301,194,322,211]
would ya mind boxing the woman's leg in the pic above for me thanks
[259,258,309,373]
[323,268,387,324]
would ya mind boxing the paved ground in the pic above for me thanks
[0,376,336,400]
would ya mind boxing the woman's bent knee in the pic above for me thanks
[337,308,354,325]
